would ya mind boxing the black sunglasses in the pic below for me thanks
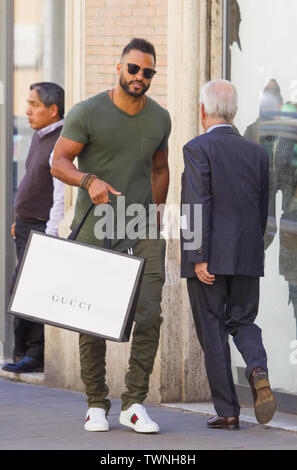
[125,63,157,80]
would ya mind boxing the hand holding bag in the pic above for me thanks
[8,203,145,342]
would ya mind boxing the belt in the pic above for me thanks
[16,215,47,225]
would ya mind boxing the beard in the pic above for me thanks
[119,74,150,97]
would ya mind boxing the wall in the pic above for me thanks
[45,0,224,405]
[85,0,168,106]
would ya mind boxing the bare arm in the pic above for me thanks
[151,148,169,230]
[151,148,169,206]
[51,136,85,185]
[51,136,121,204]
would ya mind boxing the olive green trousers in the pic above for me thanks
[79,236,166,413]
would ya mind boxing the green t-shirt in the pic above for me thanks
[61,91,171,251]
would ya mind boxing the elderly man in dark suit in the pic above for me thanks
[181,79,276,430]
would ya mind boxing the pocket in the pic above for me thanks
[141,135,163,164]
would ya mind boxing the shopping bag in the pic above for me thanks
[8,203,145,342]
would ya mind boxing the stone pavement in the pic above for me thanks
[0,377,297,451]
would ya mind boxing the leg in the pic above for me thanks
[225,276,267,381]
[11,219,30,360]
[13,316,44,364]
[121,236,166,410]
[25,323,44,363]
[3,219,46,373]
[13,218,46,363]
[225,276,275,424]
[79,333,111,414]
[187,276,240,418]
[13,317,30,362]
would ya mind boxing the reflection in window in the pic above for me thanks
[13,0,65,197]
[227,0,297,394]
[247,84,297,339]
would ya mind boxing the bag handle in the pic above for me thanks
[68,202,111,249]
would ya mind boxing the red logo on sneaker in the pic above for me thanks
[131,413,139,425]
[85,415,90,423]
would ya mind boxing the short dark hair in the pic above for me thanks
[30,82,65,118]
[121,38,156,65]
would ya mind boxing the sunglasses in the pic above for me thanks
[124,63,157,80]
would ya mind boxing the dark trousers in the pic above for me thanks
[187,275,268,417]
[10,217,46,362]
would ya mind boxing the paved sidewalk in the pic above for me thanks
[1,378,297,451]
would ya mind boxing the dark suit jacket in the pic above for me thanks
[180,126,269,278]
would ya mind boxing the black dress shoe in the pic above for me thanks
[249,366,276,424]
[207,415,239,430]
[2,356,43,373]
[13,354,25,363]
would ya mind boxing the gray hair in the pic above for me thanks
[199,79,238,123]
[30,82,65,118]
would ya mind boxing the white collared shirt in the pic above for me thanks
[37,119,64,138]
[207,123,233,133]
[45,151,65,236]
[37,119,65,237]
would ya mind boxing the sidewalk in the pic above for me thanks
[1,376,297,451]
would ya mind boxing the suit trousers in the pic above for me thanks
[187,275,268,417]
[11,217,46,362]
[79,236,166,413]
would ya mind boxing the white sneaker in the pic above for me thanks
[119,404,159,433]
[84,407,109,432]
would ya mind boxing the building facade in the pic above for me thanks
[1,0,296,413]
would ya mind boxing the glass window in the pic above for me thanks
[0,0,66,359]
[226,0,297,396]
[13,0,65,197]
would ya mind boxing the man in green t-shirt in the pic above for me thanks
[52,38,171,433]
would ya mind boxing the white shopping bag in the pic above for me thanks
[8,205,145,342]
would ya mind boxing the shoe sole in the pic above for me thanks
[2,366,43,373]
[254,376,276,424]
[84,423,109,432]
[207,423,239,430]
[119,415,159,433]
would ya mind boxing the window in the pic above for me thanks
[0,0,65,361]
[13,0,65,196]
[226,0,297,396]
